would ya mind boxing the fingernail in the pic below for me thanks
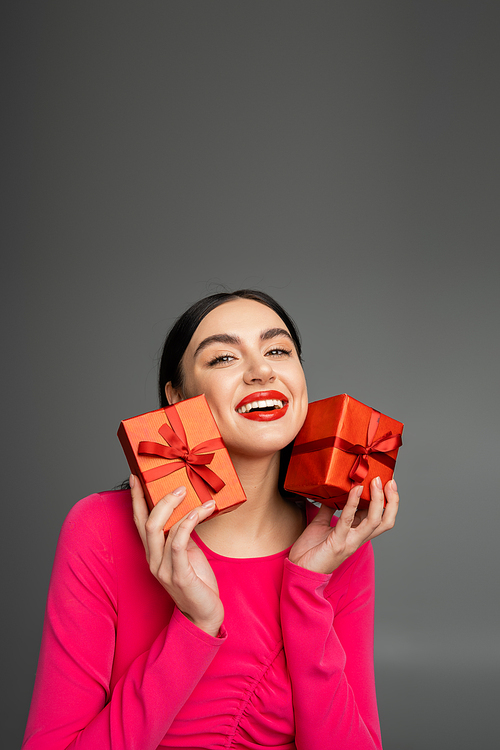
[202,499,215,509]
[172,486,186,496]
[188,509,198,520]
[129,474,135,488]
[356,485,364,498]
[375,476,382,490]
[390,478,398,491]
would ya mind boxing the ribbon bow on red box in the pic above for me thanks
[292,409,402,485]
[137,405,226,504]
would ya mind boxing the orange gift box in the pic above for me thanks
[284,394,403,510]
[118,395,246,530]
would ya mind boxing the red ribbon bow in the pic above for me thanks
[293,409,402,484]
[137,406,226,504]
[338,410,402,483]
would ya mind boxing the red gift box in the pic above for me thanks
[284,394,403,510]
[118,395,246,530]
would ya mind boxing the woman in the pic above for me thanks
[23,289,399,749]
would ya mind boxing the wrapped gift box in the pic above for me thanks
[118,394,246,530]
[284,394,403,510]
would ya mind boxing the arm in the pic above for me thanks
[22,494,226,750]
[281,544,382,750]
[282,477,399,749]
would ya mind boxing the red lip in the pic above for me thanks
[235,390,289,421]
[235,390,288,410]
[239,404,289,421]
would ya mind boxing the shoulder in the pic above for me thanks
[62,488,132,531]
[57,489,137,559]
[64,488,133,524]
[51,489,142,600]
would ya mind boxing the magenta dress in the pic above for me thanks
[22,490,382,749]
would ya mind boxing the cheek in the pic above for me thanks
[296,402,308,432]
[295,379,308,426]
[187,372,234,415]
[293,369,308,401]
[180,365,211,400]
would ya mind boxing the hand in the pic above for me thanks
[289,477,400,574]
[131,475,224,636]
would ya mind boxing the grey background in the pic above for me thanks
[3,2,499,748]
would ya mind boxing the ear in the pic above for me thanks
[165,381,184,405]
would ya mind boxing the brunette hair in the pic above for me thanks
[158,289,303,407]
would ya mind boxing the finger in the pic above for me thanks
[145,486,188,532]
[335,485,363,541]
[366,476,385,527]
[369,477,399,539]
[312,503,337,528]
[166,500,217,577]
[337,479,384,546]
[166,498,217,548]
[351,509,368,528]
[144,486,187,569]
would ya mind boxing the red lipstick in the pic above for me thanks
[240,405,289,421]
[235,390,289,421]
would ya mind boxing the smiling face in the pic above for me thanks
[166,298,308,460]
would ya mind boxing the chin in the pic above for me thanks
[228,431,298,460]
[217,407,306,459]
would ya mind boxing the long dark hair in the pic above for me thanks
[157,289,303,498]
[158,289,303,406]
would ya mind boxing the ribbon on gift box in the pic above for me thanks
[137,405,226,504]
[292,409,402,484]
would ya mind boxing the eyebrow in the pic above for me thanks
[261,327,293,343]
[193,328,293,358]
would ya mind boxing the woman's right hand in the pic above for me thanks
[130,475,224,637]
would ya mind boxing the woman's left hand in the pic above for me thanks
[289,477,399,574]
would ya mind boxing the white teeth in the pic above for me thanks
[236,399,285,414]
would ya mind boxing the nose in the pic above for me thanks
[243,354,276,385]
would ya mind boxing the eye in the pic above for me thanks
[266,346,293,358]
[207,353,236,367]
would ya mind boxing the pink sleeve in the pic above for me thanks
[280,542,382,750]
[22,498,226,750]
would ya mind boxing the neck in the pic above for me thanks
[194,450,304,557]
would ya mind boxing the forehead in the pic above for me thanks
[189,298,289,348]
